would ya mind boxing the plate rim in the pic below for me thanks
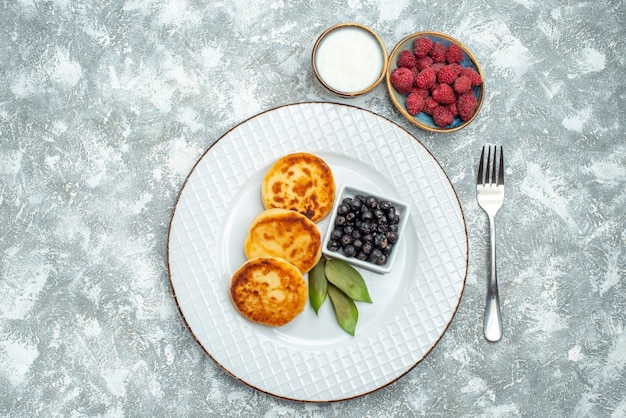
[166,101,469,402]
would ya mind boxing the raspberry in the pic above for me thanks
[422,97,439,115]
[432,83,456,104]
[460,67,483,86]
[390,67,414,94]
[448,63,463,76]
[429,42,447,63]
[413,37,433,58]
[453,75,472,93]
[457,92,477,121]
[397,50,417,68]
[432,106,454,127]
[415,67,436,89]
[431,62,446,73]
[416,56,433,71]
[446,102,459,117]
[405,92,424,115]
[445,43,464,63]
[437,65,458,85]
[410,87,430,99]
[410,66,420,83]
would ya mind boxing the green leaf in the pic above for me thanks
[325,259,372,303]
[327,284,358,336]
[309,257,328,315]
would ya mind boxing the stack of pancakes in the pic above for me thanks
[230,153,335,327]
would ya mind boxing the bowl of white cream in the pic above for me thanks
[312,23,388,98]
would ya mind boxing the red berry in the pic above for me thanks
[410,87,430,99]
[415,67,436,89]
[460,67,483,86]
[390,67,414,94]
[453,75,472,93]
[429,42,446,63]
[405,92,424,115]
[449,63,463,76]
[431,62,446,73]
[437,65,458,85]
[397,50,417,68]
[410,66,420,83]
[422,97,439,115]
[413,37,433,58]
[432,83,456,104]
[416,56,433,71]
[432,106,454,127]
[457,92,477,121]
[445,44,464,63]
[446,102,459,117]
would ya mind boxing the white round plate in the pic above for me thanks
[167,102,467,402]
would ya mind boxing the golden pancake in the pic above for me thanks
[244,208,322,274]
[261,152,335,222]
[230,256,307,327]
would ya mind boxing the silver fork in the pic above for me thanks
[476,144,504,342]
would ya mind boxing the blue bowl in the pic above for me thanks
[386,32,484,133]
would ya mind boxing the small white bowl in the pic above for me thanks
[312,23,388,98]
[322,185,410,274]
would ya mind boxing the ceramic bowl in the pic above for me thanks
[322,184,410,274]
[386,31,484,133]
[312,23,388,98]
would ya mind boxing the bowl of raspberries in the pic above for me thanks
[386,32,484,132]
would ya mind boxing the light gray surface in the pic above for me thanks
[1,0,624,416]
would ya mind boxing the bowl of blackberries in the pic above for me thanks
[386,31,484,133]
[322,185,410,274]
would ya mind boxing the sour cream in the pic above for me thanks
[313,24,387,97]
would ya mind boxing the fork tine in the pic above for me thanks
[483,145,493,184]
[489,145,497,185]
[497,146,504,186]
[477,145,485,185]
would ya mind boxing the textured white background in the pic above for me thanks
[1,0,625,416]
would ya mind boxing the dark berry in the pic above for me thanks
[337,204,350,215]
[327,240,340,252]
[365,196,378,208]
[343,245,356,257]
[359,222,372,234]
[361,210,374,221]
[350,199,362,211]
[370,249,383,262]
[374,234,388,249]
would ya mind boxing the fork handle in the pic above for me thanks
[484,215,502,342]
